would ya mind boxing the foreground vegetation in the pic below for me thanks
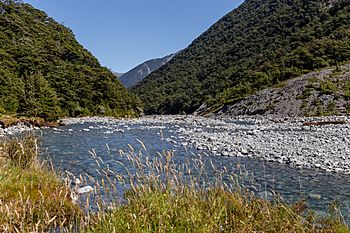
[0,135,82,232]
[0,0,141,120]
[0,135,349,232]
[133,0,350,114]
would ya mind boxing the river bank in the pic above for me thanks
[168,115,350,174]
[0,116,62,136]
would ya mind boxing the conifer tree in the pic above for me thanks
[19,71,62,120]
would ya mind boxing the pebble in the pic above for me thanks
[221,151,229,156]
[241,149,249,155]
[76,185,94,195]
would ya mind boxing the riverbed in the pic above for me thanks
[33,115,350,220]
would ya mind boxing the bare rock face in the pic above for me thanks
[220,64,350,117]
[321,0,340,9]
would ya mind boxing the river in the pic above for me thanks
[38,116,350,221]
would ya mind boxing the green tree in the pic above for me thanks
[0,69,23,113]
[0,1,141,119]
[19,71,62,120]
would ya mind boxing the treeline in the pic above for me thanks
[0,0,142,120]
[132,0,350,114]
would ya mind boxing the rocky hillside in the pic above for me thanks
[219,64,350,117]
[132,0,350,115]
[0,0,141,120]
[119,53,175,88]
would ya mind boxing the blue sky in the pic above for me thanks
[23,0,243,73]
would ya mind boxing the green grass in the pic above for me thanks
[0,136,349,232]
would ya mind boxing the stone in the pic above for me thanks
[76,185,94,195]
[241,149,249,155]
[295,161,303,167]
[308,194,321,200]
[221,151,229,156]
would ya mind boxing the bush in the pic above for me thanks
[2,134,38,168]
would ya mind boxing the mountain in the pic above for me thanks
[113,72,124,78]
[132,0,350,115]
[0,0,141,120]
[119,53,175,88]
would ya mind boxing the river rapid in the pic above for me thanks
[37,115,350,220]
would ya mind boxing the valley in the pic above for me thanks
[0,0,349,231]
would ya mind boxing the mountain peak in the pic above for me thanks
[118,53,176,88]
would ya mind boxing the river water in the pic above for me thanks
[38,118,350,220]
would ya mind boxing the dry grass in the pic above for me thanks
[83,149,350,233]
[0,115,19,128]
[0,136,349,232]
[0,135,83,232]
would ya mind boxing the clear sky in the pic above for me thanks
[23,0,244,73]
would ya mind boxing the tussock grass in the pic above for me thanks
[84,150,350,233]
[0,136,349,232]
[0,135,83,232]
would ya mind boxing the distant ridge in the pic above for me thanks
[113,72,124,78]
[119,53,176,88]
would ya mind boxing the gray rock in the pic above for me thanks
[241,149,249,155]
[221,151,229,156]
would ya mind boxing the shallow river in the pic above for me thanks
[38,118,350,220]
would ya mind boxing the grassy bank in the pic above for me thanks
[0,135,82,232]
[0,136,349,232]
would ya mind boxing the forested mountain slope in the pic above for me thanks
[133,0,350,115]
[0,0,141,120]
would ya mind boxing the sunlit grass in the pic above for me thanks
[0,135,83,232]
[0,135,349,232]
[83,148,350,233]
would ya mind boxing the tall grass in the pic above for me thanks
[0,135,82,232]
[0,135,349,232]
[83,148,350,233]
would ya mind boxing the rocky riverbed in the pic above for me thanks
[109,115,349,174]
[3,115,350,174]
[175,116,350,174]
[65,115,350,174]
[0,122,35,136]
[0,117,61,136]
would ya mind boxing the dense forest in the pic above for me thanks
[0,0,141,120]
[132,0,350,115]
